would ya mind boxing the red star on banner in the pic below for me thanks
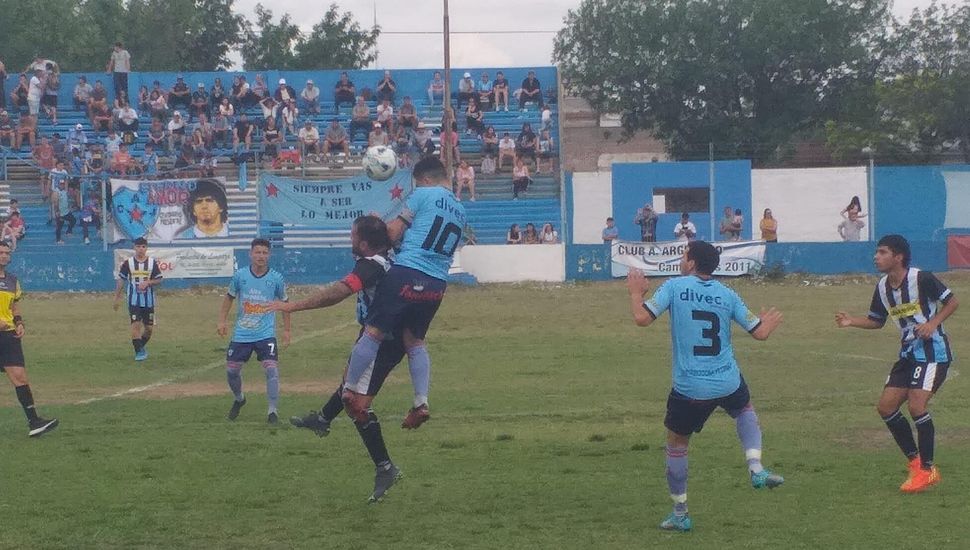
[130,205,144,222]
[390,183,403,200]
[266,182,279,197]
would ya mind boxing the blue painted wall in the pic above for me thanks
[873,164,970,242]
[565,244,613,281]
[611,160,752,242]
[764,241,947,275]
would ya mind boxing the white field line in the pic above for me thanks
[75,322,356,405]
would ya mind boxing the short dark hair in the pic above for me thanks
[133,237,148,246]
[877,234,911,267]
[115,41,123,47]
[185,178,229,224]
[681,212,690,219]
[687,241,720,276]
[0,241,11,250]
[353,215,390,251]
[251,238,271,250]
[606,217,614,222]
[412,156,447,182]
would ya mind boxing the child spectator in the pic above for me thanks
[506,223,521,244]
[537,129,555,173]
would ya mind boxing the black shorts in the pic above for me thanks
[129,305,155,326]
[227,338,279,363]
[664,378,751,436]
[886,357,949,392]
[0,330,26,370]
[365,265,446,341]
[343,329,407,396]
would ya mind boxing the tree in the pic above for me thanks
[123,0,245,71]
[240,3,379,71]
[553,0,891,165]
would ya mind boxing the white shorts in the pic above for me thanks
[28,99,40,116]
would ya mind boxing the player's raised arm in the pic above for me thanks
[267,281,354,313]
[627,269,655,327]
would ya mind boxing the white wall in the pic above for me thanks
[456,245,565,283]
[751,167,869,242]
[572,171,614,244]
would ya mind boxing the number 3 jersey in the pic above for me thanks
[645,275,762,399]
[867,268,954,363]
[394,186,466,281]
[227,268,287,343]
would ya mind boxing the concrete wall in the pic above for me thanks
[458,245,565,283]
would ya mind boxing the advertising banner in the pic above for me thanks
[612,239,766,277]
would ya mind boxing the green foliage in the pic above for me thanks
[240,3,379,71]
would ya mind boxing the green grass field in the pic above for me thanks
[1,276,969,549]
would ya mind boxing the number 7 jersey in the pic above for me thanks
[394,186,466,281]
[644,275,762,399]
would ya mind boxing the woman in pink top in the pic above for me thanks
[455,160,475,201]
[512,157,531,199]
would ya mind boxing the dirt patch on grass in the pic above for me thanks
[133,378,343,400]
[832,426,970,451]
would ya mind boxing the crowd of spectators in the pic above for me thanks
[505,222,559,245]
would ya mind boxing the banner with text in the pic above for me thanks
[109,177,230,243]
[611,240,766,277]
[114,247,236,279]
[258,171,413,227]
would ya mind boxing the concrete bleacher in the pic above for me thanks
[1,67,562,247]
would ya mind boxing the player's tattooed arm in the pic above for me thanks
[268,282,354,313]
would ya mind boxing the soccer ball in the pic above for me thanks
[362,145,398,181]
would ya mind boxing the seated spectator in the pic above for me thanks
[169,75,191,111]
[80,192,101,244]
[149,87,169,122]
[14,112,35,150]
[193,113,213,147]
[376,98,394,133]
[280,100,298,137]
[91,101,113,134]
[333,71,356,112]
[104,130,122,159]
[191,126,208,158]
[397,96,418,131]
[173,142,193,172]
[392,125,413,167]
[506,223,521,244]
[0,110,13,146]
[492,70,510,111]
[498,131,516,171]
[88,80,109,122]
[323,119,350,158]
[218,96,234,119]
[262,117,281,161]
[167,111,187,152]
[232,75,254,109]
[117,101,139,133]
[233,112,253,151]
[516,122,538,162]
[147,118,167,153]
[481,153,496,175]
[477,72,493,108]
[210,77,227,110]
[465,99,484,136]
[481,126,498,156]
[51,132,66,162]
[113,90,129,113]
[190,83,209,120]
[413,122,436,160]
[9,74,28,111]
[2,212,25,250]
[73,76,93,111]
[252,74,268,101]
[537,129,555,173]
[427,71,445,107]
[512,157,531,199]
[299,120,321,154]
[540,223,559,244]
[519,70,542,110]
[349,96,371,141]
[67,123,87,154]
[141,143,159,177]
[368,122,388,147]
[274,78,296,104]
[259,95,279,123]
[375,70,396,104]
[212,111,231,149]
[301,80,320,114]
[462,223,477,246]
[85,143,106,176]
[457,72,476,108]
[136,85,150,114]
[522,222,539,244]
[111,143,134,175]
[438,121,460,165]
[455,159,475,201]
[540,104,553,132]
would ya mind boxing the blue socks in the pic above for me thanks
[407,345,431,408]
[734,406,764,473]
[345,332,382,389]
[226,363,243,401]
[263,362,279,414]
[665,445,689,515]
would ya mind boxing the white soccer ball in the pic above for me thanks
[362,145,398,181]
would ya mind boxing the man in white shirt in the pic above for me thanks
[105,42,131,100]
[298,121,320,154]
[300,80,320,114]
[117,104,139,132]
[73,76,93,111]
[27,69,44,117]
[673,212,697,242]
[498,132,516,172]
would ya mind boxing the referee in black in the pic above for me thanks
[0,241,58,437]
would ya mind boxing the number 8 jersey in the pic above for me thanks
[395,186,466,281]
[644,275,762,399]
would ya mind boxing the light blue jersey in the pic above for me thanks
[645,275,761,400]
[394,185,466,281]
[227,267,287,343]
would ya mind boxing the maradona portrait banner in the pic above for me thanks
[109,177,230,243]
[258,171,413,227]
[612,239,766,277]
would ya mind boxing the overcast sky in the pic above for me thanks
[232,0,940,69]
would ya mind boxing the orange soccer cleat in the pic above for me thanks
[901,465,941,493]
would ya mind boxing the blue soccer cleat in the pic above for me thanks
[660,512,693,532]
[751,469,785,489]
[134,350,148,361]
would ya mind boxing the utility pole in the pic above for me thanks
[443,0,453,181]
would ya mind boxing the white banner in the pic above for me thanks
[611,240,765,277]
[114,247,236,279]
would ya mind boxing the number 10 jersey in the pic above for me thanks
[395,186,466,281]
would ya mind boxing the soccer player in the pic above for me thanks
[341,156,466,430]
[627,241,784,532]
[113,237,162,361]
[270,215,406,502]
[217,238,290,424]
[0,242,58,437]
[836,235,958,493]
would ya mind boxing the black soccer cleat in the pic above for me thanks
[28,417,59,438]
[289,411,331,437]
[227,397,247,421]
[267,412,279,425]
[369,463,403,503]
